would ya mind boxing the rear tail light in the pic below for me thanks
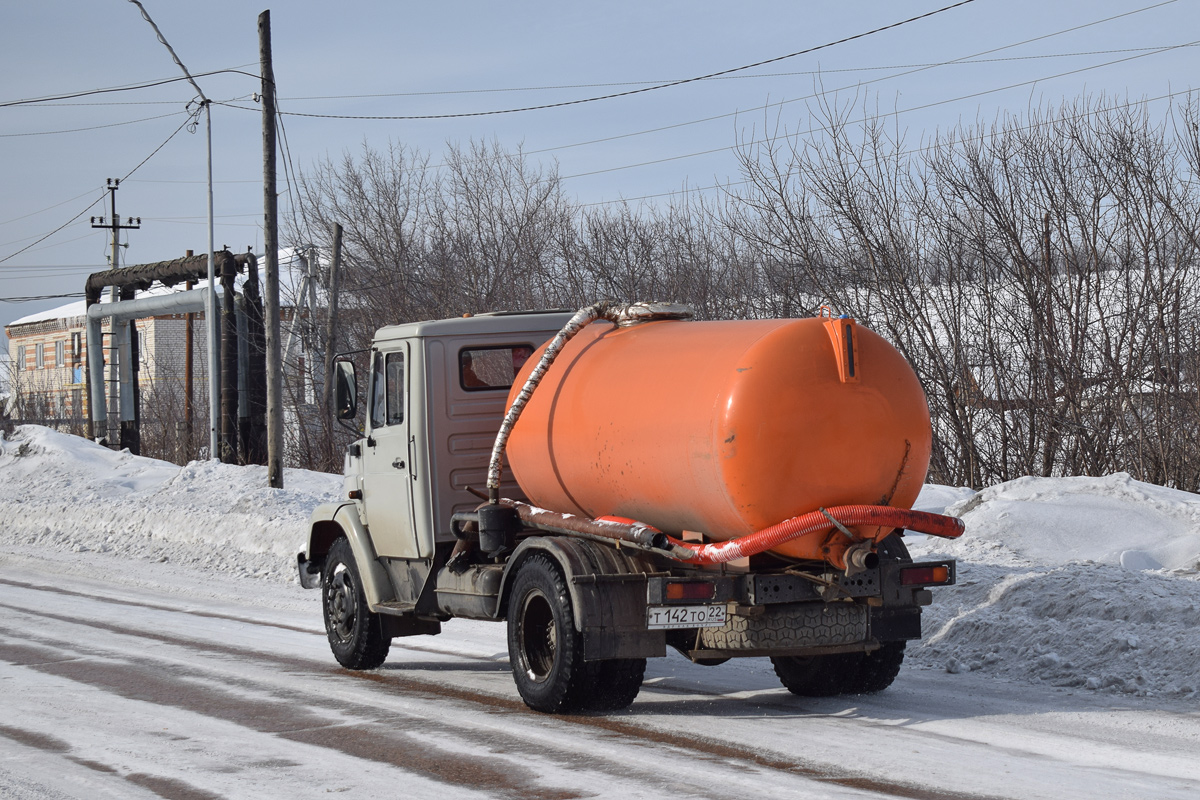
[900,565,953,586]
[665,581,716,601]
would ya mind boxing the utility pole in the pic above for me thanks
[261,9,284,489]
[322,223,343,417]
[90,178,140,446]
[90,179,141,272]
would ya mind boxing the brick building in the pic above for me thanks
[4,295,215,426]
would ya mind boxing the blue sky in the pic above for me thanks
[1,0,1196,329]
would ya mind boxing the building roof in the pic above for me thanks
[7,300,89,328]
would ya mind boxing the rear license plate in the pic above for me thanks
[646,604,727,630]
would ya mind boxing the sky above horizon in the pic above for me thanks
[2,0,1197,330]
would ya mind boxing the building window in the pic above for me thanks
[35,343,44,369]
[71,332,81,361]
[15,345,24,371]
[55,340,64,369]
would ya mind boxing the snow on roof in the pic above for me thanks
[7,299,89,328]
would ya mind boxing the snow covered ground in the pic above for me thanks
[1,425,1198,798]
[2,424,1198,699]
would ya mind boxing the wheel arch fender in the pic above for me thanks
[305,502,394,608]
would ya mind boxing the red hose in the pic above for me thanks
[664,505,965,565]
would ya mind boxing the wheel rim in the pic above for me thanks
[518,589,556,682]
[326,564,357,643]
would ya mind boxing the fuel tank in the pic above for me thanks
[505,315,932,560]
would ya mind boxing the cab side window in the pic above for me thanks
[386,352,404,425]
[370,351,405,429]
[369,352,387,429]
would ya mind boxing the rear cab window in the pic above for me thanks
[459,345,535,391]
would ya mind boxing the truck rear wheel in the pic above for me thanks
[506,554,596,713]
[772,533,912,696]
[322,537,390,670]
[771,642,906,696]
[580,658,646,711]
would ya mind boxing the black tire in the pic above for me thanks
[322,537,390,670]
[507,554,593,713]
[854,641,907,693]
[580,658,646,711]
[771,651,863,696]
[772,533,912,696]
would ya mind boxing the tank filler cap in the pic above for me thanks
[610,301,694,327]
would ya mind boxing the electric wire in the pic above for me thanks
[523,2,1189,159]
[270,0,979,121]
[558,40,1200,183]
[280,43,1188,102]
[580,88,1197,208]
[120,111,198,182]
[213,1,1184,175]
[0,189,108,229]
[0,111,186,139]
[0,67,261,109]
[0,109,201,265]
[0,293,87,303]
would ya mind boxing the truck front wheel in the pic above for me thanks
[322,537,390,670]
[507,555,593,713]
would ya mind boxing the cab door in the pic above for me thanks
[361,345,420,558]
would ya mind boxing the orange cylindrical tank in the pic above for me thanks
[505,316,932,560]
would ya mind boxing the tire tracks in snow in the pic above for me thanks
[0,577,1007,800]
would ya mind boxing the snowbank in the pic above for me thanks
[1,425,1198,699]
[909,476,1200,699]
[919,474,1200,572]
[0,426,339,582]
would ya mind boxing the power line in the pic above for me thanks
[125,178,259,184]
[120,112,198,181]
[0,188,106,228]
[269,0,979,121]
[0,111,185,138]
[580,89,1196,208]
[0,292,87,303]
[0,66,261,109]
[523,2,1188,160]
[557,40,1200,183]
[231,1,1182,181]
[278,44,1189,103]
[0,196,104,266]
[0,107,202,265]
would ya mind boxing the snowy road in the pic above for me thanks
[1,549,1197,800]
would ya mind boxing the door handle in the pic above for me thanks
[392,458,406,470]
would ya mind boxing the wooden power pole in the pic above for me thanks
[260,9,283,489]
[322,223,343,415]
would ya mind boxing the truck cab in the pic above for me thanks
[300,308,958,713]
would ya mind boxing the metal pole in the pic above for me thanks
[205,103,219,460]
[125,1,219,460]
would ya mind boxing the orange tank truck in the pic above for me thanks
[505,314,932,561]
